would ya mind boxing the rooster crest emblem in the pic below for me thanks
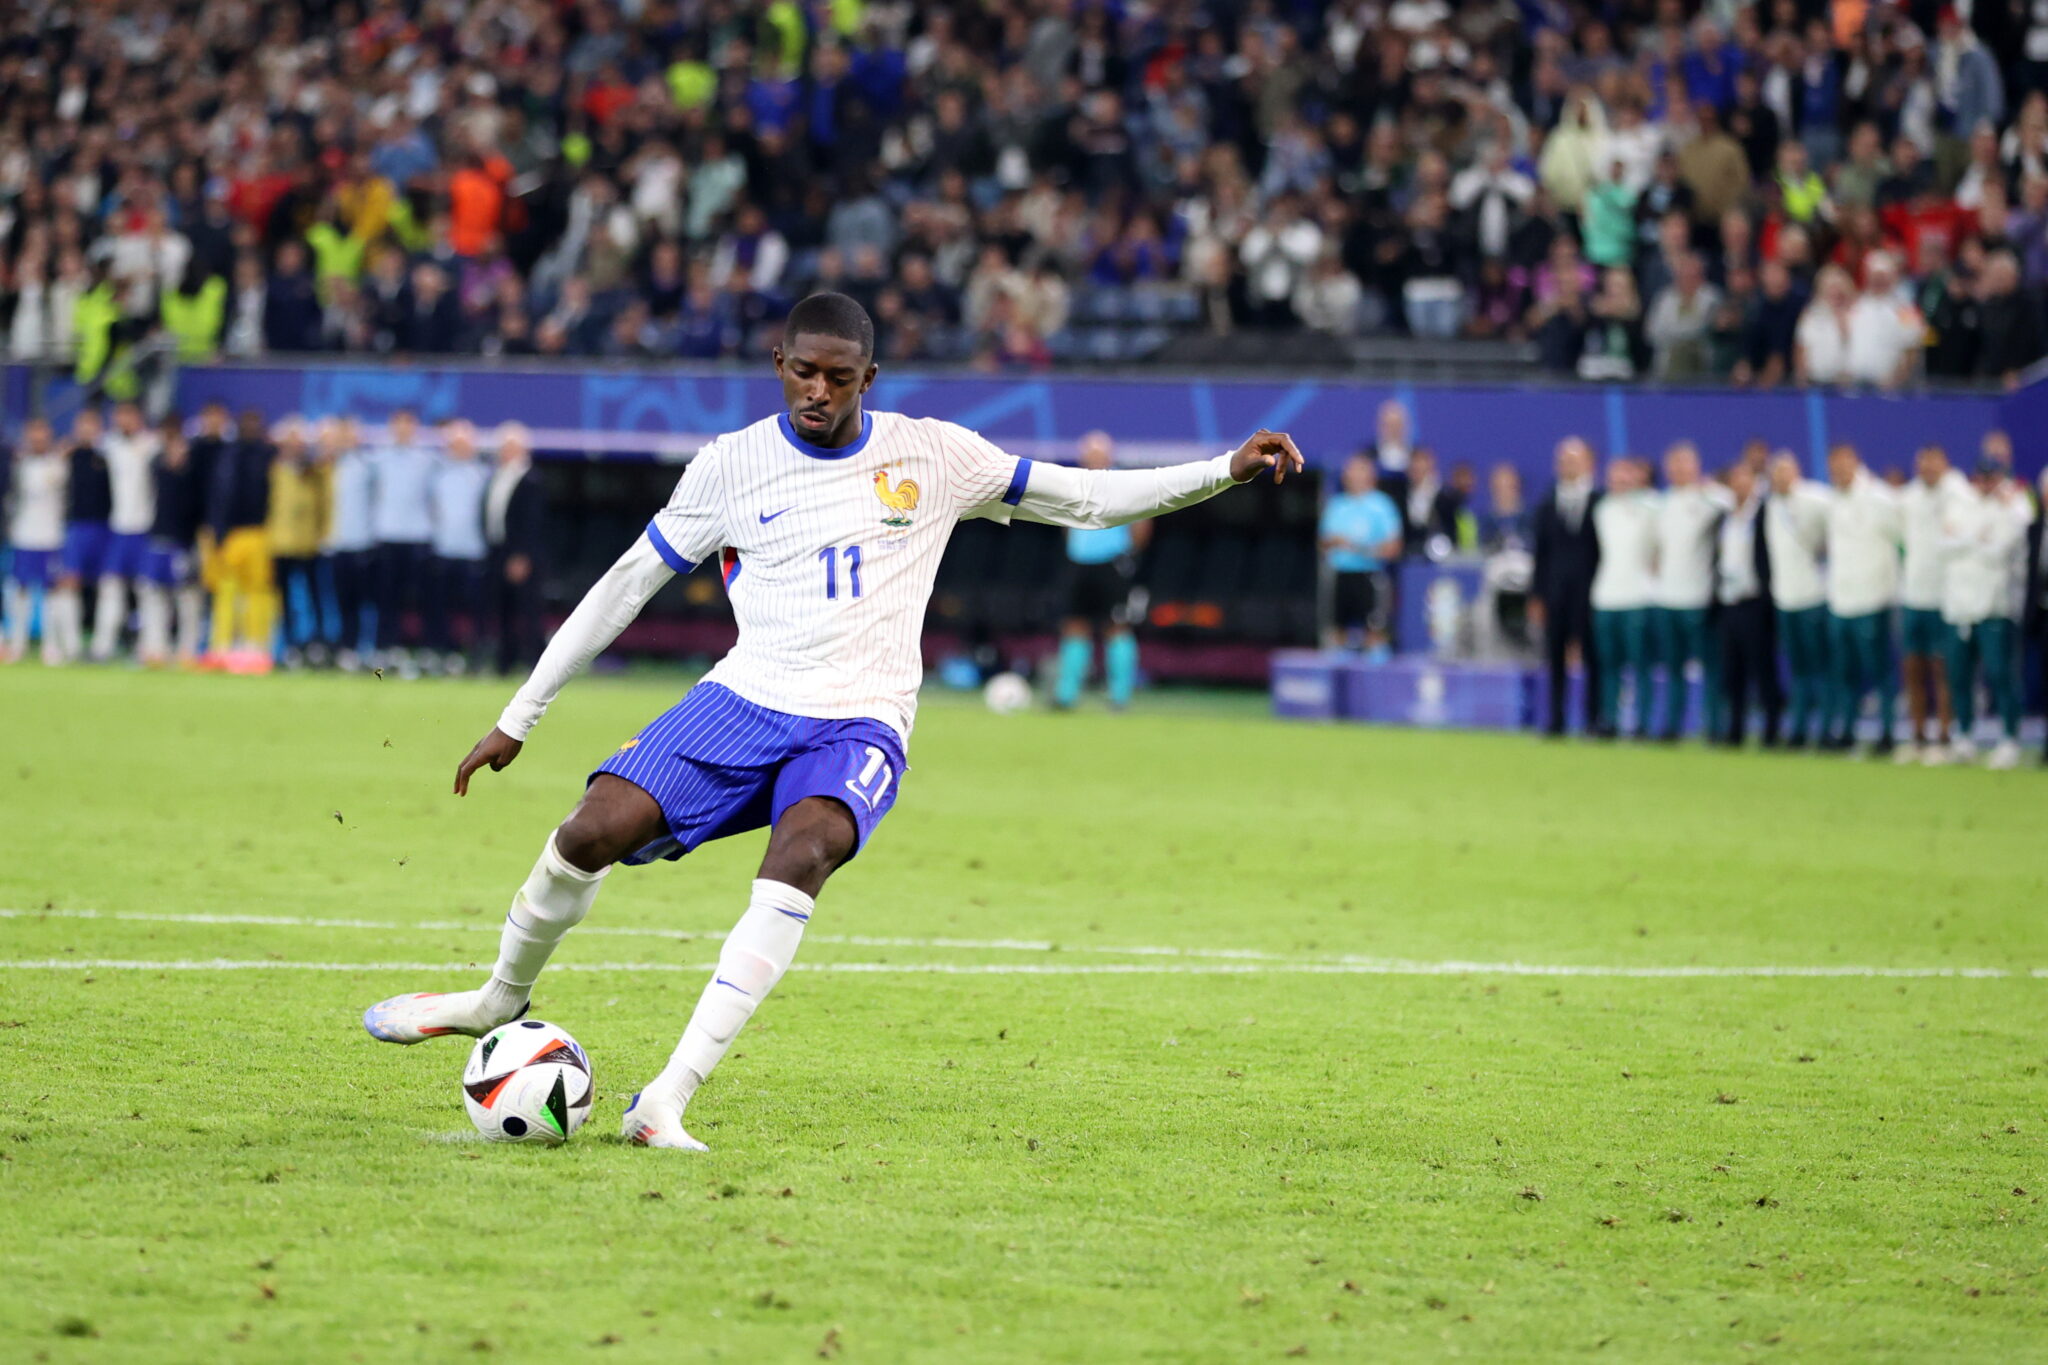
[873,468,920,527]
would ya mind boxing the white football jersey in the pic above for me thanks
[102,430,160,534]
[644,410,1028,741]
[9,451,67,550]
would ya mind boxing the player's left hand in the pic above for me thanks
[1230,429,1305,484]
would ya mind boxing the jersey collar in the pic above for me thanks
[777,410,872,460]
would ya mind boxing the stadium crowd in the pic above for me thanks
[1320,401,2048,766]
[5,0,2048,376]
[0,404,548,677]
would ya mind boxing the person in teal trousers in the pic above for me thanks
[1651,441,1733,740]
[1938,458,2030,769]
[1822,443,1903,754]
[1764,453,1834,749]
[1590,457,1659,738]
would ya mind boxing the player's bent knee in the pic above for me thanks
[761,797,858,891]
[556,776,664,873]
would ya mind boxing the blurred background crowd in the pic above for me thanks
[6,0,2048,379]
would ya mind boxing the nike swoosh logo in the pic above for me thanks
[758,508,793,524]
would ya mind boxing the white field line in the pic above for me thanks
[0,907,1288,962]
[3,908,2040,980]
[0,958,2042,979]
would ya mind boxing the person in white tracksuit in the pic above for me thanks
[1764,452,1834,749]
[1938,458,2030,768]
[1822,443,1902,754]
[1651,441,1734,740]
[1590,456,1660,738]
[1897,445,1967,762]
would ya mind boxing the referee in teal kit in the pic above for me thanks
[1318,450,1404,659]
[1053,431,1151,709]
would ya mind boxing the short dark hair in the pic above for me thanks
[783,292,874,360]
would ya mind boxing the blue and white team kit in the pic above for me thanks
[494,409,1241,867]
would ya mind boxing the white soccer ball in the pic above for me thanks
[462,1019,593,1145]
[983,671,1033,714]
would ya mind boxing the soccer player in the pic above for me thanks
[1051,431,1151,708]
[1589,456,1659,739]
[3,419,66,665]
[94,400,159,661]
[1939,458,2030,768]
[1821,442,1902,755]
[319,417,376,670]
[368,408,436,672]
[1649,441,1731,740]
[205,410,277,673]
[1318,451,1402,657]
[427,419,493,675]
[47,409,109,665]
[1763,453,1833,750]
[267,420,331,669]
[362,293,1304,1151]
[138,418,208,667]
[1897,444,1964,764]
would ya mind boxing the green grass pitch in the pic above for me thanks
[1,664,2043,1362]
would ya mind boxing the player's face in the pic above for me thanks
[774,334,877,448]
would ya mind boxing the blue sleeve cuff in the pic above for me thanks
[644,520,695,574]
[1001,458,1033,506]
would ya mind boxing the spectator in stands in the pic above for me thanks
[1320,453,1404,657]
[1582,161,1641,270]
[1715,459,1781,747]
[1972,250,2048,385]
[484,423,547,678]
[1822,444,1903,754]
[206,409,276,675]
[1679,105,1752,227]
[1653,442,1733,741]
[1764,452,1834,749]
[1577,268,1644,381]
[267,421,331,669]
[1590,456,1659,740]
[1734,258,1806,387]
[1646,252,1722,380]
[1939,457,2030,768]
[368,409,436,670]
[1533,437,1603,736]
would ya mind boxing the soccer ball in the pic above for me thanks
[461,1020,593,1145]
[983,671,1033,714]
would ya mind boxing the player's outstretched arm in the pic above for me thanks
[454,536,678,794]
[1011,429,1305,530]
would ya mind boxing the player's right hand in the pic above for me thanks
[455,728,523,796]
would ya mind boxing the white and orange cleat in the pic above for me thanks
[362,990,525,1044]
[620,1091,709,1151]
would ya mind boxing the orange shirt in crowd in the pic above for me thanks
[447,157,510,256]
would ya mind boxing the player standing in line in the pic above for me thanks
[93,401,159,662]
[1896,444,1964,764]
[1938,458,2030,768]
[1588,456,1659,739]
[1052,430,1150,709]
[3,418,66,665]
[46,409,109,665]
[137,418,208,667]
[1821,442,1902,755]
[1763,452,1833,750]
[363,294,1304,1151]
[1648,441,1731,741]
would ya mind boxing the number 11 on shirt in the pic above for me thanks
[819,545,863,599]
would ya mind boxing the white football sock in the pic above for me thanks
[646,879,813,1110]
[90,575,125,660]
[44,587,81,662]
[136,583,171,661]
[174,585,205,660]
[478,831,610,1015]
[3,583,30,657]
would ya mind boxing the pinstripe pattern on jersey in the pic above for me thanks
[643,411,1025,748]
